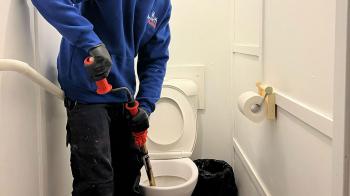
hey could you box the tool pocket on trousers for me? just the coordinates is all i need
[64,98,82,116]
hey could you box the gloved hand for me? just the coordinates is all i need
[133,131,148,148]
[128,107,149,132]
[126,106,150,147]
[85,44,112,81]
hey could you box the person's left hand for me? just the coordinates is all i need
[133,130,148,148]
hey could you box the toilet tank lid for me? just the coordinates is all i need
[163,79,198,97]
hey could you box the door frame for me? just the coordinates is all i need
[333,0,350,195]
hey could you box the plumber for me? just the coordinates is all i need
[31,0,171,195]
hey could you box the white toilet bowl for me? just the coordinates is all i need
[140,158,198,196]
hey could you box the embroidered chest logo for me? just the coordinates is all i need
[147,11,158,29]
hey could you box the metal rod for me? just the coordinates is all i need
[251,86,273,113]
[140,145,156,186]
[111,87,134,103]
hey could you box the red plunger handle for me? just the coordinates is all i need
[125,101,148,143]
[95,79,112,95]
[84,57,112,95]
[125,101,149,132]
[125,100,140,117]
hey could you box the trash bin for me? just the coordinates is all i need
[192,159,238,196]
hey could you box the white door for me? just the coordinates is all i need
[232,0,349,195]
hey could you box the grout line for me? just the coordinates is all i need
[32,8,46,196]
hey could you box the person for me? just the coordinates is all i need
[31,0,171,195]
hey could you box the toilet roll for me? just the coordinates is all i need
[237,91,266,123]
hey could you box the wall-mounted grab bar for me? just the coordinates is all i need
[0,59,64,100]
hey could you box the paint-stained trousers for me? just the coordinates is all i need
[64,98,144,196]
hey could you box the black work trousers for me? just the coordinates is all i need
[64,98,144,196]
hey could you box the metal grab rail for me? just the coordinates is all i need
[0,59,64,100]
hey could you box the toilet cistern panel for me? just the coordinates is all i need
[165,65,206,109]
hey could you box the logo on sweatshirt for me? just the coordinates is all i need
[147,11,158,29]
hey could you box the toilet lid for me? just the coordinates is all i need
[147,87,197,159]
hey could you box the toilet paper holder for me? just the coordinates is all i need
[256,82,276,120]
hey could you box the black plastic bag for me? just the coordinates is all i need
[192,159,238,196]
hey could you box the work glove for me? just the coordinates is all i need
[126,106,150,147]
[85,44,112,81]
[133,131,148,148]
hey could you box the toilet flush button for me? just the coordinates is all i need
[149,98,184,145]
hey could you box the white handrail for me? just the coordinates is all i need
[0,59,64,100]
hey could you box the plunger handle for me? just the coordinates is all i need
[141,145,156,186]
[125,101,156,186]
[84,57,112,95]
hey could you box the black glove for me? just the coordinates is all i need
[85,44,112,81]
[127,107,150,133]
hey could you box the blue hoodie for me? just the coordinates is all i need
[31,0,171,114]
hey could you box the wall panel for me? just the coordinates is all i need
[232,0,334,195]
[0,1,40,195]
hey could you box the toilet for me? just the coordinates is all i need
[139,77,202,196]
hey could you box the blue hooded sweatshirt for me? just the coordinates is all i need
[31,0,171,114]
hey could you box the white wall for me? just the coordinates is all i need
[232,0,335,195]
[264,0,335,116]
[169,0,233,163]
[0,0,40,195]
[0,1,71,195]
[35,12,72,196]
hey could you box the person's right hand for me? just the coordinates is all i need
[85,44,112,81]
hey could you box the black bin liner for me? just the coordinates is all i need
[192,159,238,196]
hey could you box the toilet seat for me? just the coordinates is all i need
[147,85,197,159]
